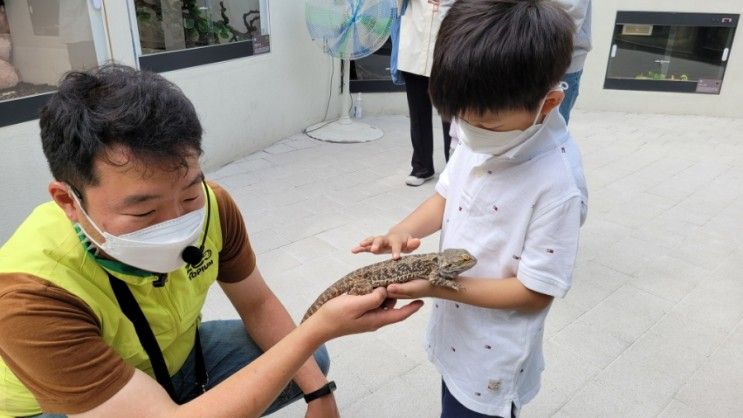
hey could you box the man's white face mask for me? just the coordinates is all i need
[70,188,205,274]
[458,82,568,155]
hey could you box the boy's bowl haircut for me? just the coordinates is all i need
[429,0,574,118]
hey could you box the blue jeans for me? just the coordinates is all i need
[35,320,330,417]
[559,70,583,124]
[441,380,515,418]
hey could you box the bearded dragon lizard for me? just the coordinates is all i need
[302,248,477,322]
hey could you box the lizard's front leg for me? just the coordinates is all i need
[428,271,460,291]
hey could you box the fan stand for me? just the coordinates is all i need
[305,58,384,143]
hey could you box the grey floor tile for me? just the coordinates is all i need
[521,383,569,417]
[556,376,653,417]
[551,284,672,369]
[673,320,743,417]
[551,319,630,370]
[341,365,440,418]
[670,282,743,333]
[544,299,588,339]
[583,285,674,342]
[657,399,701,418]
[569,261,632,309]
[283,235,339,263]
[256,248,303,280]
[597,235,674,277]
[631,258,701,303]
[542,340,601,397]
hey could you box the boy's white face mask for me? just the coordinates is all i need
[458,82,568,156]
[70,188,205,274]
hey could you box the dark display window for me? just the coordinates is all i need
[350,39,404,93]
[605,12,738,94]
[134,0,270,73]
[0,0,107,127]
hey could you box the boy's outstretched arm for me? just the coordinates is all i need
[387,277,554,313]
[352,193,446,259]
[386,196,584,313]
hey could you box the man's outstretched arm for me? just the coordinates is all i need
[220,267,338,417]
[72,288,422,418]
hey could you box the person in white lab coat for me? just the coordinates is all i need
[397,0,455,186]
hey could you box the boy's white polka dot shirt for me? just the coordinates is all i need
[428,110,588,417]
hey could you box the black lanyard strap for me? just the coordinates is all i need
[107,273,208,401]
[194,328,208,393]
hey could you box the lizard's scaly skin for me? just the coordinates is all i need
[302,249,477,322]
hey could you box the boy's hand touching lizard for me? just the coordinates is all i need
[351,228,421,259]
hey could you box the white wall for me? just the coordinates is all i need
[0,121,55,241]
[363,92,408,115]
[576,0,743,118]
[0,0,337,242]
[154,3,336,170]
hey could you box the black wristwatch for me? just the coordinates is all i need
[303,381,337,403]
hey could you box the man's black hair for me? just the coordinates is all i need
[430,0,574,117]
[40,64,203,192]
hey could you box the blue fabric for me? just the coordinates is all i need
[390,0,409,85]
[440,380,511,418]
[173,320,330,413]
[559,70,583,124]
[34,320,330,417]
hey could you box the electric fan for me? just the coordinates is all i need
[305,0,395,143]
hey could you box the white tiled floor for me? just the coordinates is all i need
[203,111,743,417]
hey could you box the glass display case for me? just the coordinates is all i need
[605,12,738,94]
[134,0,270,72]
[0,0,108,126]
[350,39,404,93]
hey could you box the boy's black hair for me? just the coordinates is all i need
[430,0,574,117]
[40,64,203,193]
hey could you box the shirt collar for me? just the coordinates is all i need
[477,109,570,167]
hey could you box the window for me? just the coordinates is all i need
[605,12,738,94]
[0,0,108,127]
[134,0,270,73]
[350,39,405,93]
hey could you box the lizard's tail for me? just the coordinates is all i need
[301,286,344,323]
[301,304,318,323]
[300,292,332,323]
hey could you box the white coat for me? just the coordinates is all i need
[397,0,453,77]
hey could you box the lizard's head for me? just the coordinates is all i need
[438,249,477,279]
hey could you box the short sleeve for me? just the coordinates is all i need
[0,275,135,414]
[209,183,257,283]
[517,196,582,298]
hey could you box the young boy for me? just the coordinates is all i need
[353,1,588,416]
